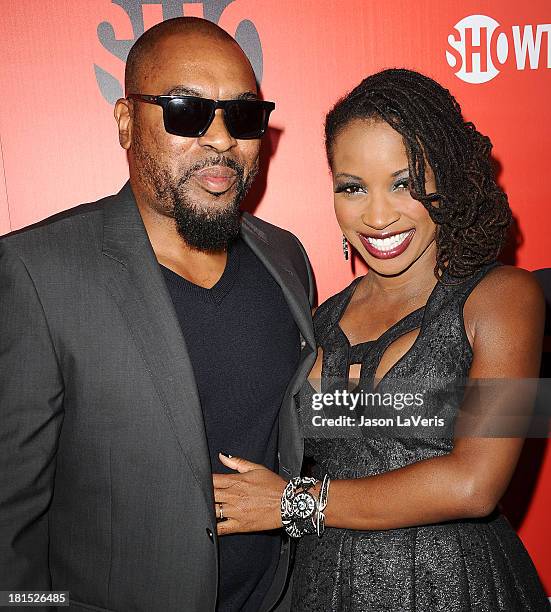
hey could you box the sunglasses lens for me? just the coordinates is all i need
[165,97,213,137]
[225,100,271,139]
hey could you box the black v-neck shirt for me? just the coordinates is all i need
[160,237,300,612]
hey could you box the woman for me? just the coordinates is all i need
[213,69,549,610]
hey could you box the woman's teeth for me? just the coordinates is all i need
[365,230,413,252]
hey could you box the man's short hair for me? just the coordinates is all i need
[125,17,242,95]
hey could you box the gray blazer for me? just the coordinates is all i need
[0,182,317,612]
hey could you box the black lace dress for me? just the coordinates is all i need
[292,264,550,611]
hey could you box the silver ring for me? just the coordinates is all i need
[218,503,224,521]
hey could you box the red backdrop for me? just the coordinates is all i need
[1,0,549,592]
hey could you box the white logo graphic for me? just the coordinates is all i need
[446,14,551,83]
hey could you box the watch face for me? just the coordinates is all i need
[292,492,316,519]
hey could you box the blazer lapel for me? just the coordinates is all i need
[240,214,315,351]
[240,214,317,477]
[101,183,213,510]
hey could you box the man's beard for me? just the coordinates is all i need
[132,134,258,252]
[171,155,257,251]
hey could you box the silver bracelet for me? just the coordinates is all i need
[316,474,331,537]
[280,477,318,538]
[280,474,330,538]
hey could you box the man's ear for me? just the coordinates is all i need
[114,98,133,150]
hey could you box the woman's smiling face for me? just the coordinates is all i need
[331,119,437,277]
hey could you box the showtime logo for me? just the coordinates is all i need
[446,14,551,83]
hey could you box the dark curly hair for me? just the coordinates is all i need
[325,68,512,279]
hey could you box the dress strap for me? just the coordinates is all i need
[313,276,362,348]
[358,307,425,387]
[313,277,362,393]
[425,262,501,320]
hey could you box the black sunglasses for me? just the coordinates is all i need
[127,94,275,140]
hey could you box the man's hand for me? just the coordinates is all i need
[212,453,287,536]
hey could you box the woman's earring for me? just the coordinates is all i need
[342,235,349,261]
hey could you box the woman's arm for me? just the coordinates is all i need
[214,266,544,534]
[323,267,545,529]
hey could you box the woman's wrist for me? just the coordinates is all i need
[279,475,331,538]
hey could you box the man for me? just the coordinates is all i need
[0,17,316,612]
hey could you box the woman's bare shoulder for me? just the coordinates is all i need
[463,265,545,375]
[465,264,544,321]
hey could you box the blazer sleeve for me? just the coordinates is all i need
[0,241,64,589]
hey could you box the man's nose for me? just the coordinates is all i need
[197,109,237,152]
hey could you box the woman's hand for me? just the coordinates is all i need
[212,453,287,536]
